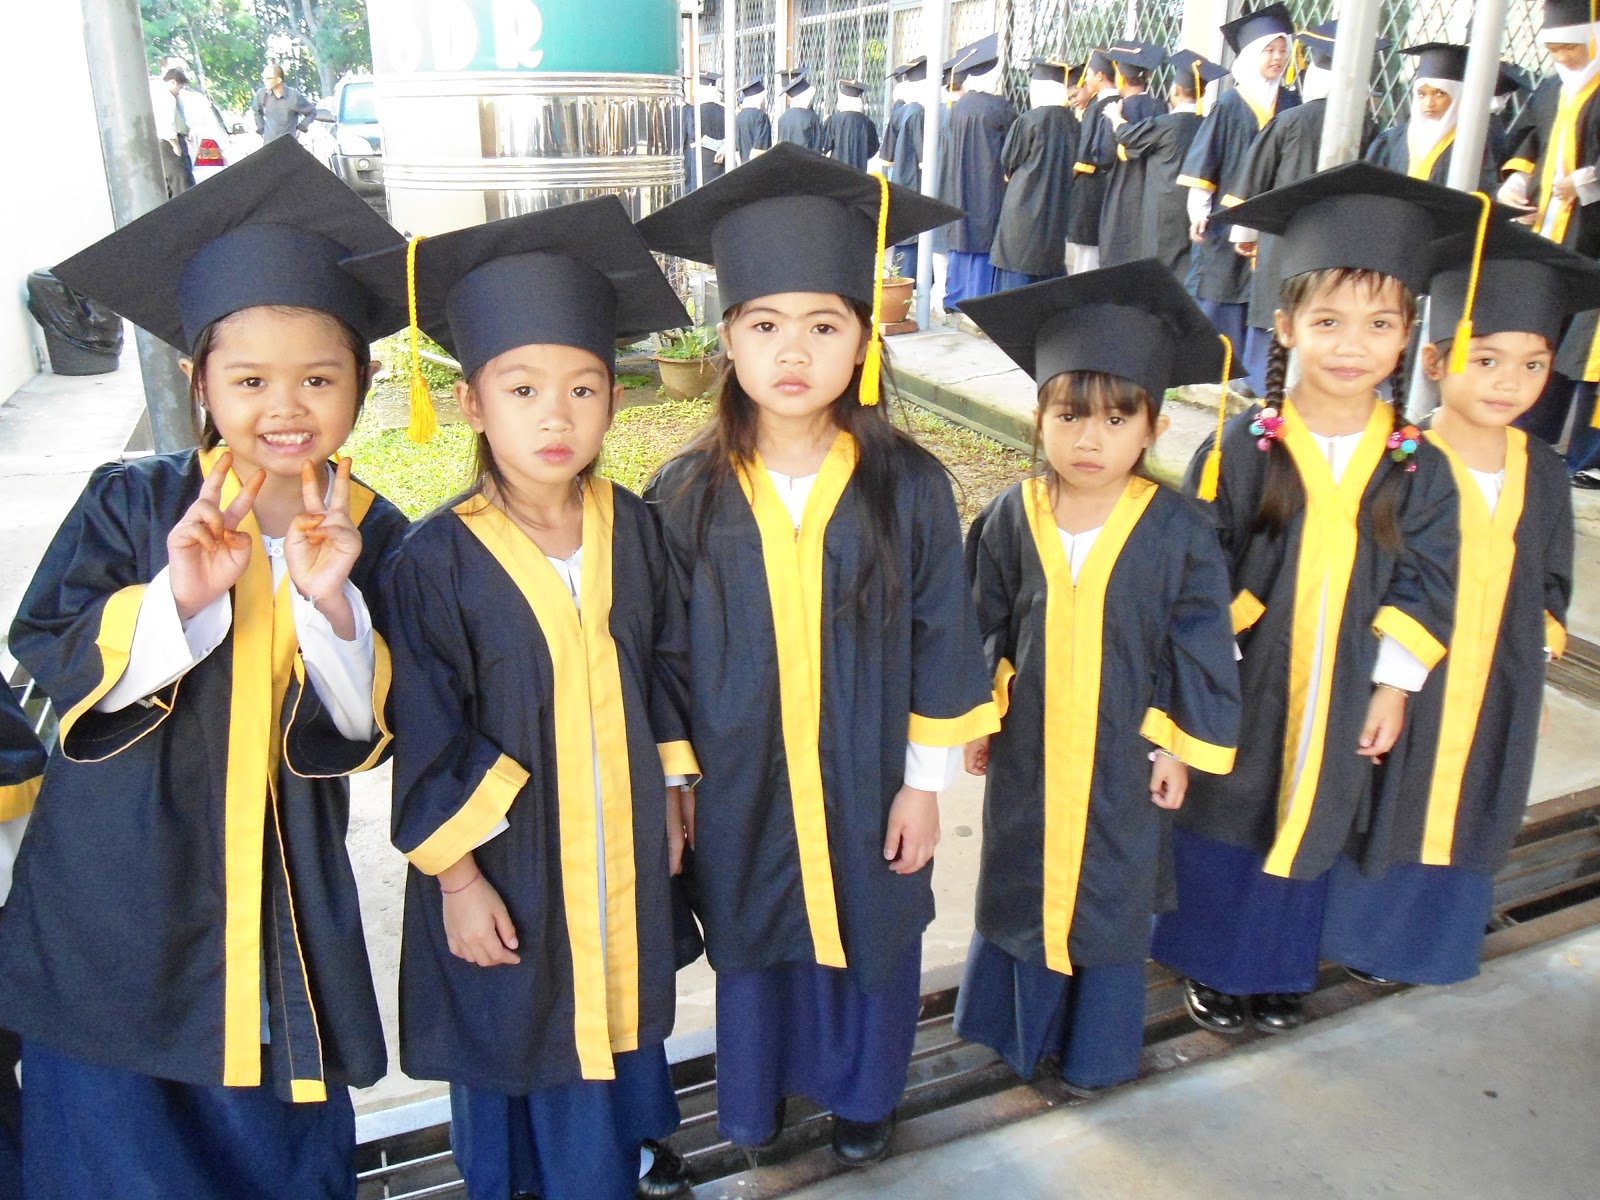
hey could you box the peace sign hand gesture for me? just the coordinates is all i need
[286,457,363,640]
[168,452,265,622]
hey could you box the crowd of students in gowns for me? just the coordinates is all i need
[3,4,1600,1199]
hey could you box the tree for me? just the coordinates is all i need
[255,0,371,99]
[140,0,262,112]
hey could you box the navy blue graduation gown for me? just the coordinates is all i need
[777,107,824,152]
[882,101,925,192]
[695,102,726,184]
[1092,94,1165,266]
[645,434,998,991]
[967,478,1240,972]
[1357,432,1573,876]
[1104,109,1202,272]
[935,92,1016,253]
[1178,402,1458,880]
[1065,91,1118,246]
[0,449,405,1100]
[1364,124,1497,191]
[1181,87,1299,305]
[735,107,772,160]
[381,482,691,1094]
[823,110,879,171]
[990,105,1079,277]
[0,685,44,823]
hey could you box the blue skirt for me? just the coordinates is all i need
[944,251,999,307]
[1321,856,1495,985]
[1243,324,1274,396]
[20,1041,355,1200]
[953,932,1147,1088]
[714,942,921,1143]
[993,268,1063,292]
[1152,828,1329,995]
[450,1043,679,1200]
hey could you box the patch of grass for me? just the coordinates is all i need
[339,393,1030,525]
[616,372,656,390]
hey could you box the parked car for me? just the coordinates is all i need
[180,88,254,184]
[319,74,385,214]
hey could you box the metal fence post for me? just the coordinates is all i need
[1317,0,1383,169]
[79,0,200,452]
[915,0,951,331]
[724,1,739,167]
[1448,0,1510,193]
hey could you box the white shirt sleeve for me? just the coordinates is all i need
[291,580,377,741]
[1229,223,1259,243]
[96,567,231,713]
[1372,634,1430,693]
[904,741,961,792]
[1573,165,1600,206]
[1187,186,1214,225]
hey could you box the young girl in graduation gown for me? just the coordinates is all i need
[1151,163,1481,1036]
[0,138,411,1200]
[952,261,1241,1093]
[1321,223,1584,985]
[639,144,999,1167]
[351,199,697,1200]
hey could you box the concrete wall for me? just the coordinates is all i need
[1,4,115,397]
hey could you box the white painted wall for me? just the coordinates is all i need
[1,4,115,398]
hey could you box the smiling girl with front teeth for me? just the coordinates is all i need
[0,140,410,1200]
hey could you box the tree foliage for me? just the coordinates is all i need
[140,0,371,111]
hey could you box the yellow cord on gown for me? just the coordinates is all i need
[1197,333,1234,502]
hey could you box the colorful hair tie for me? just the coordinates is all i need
[1387,423,1422,473]
[1249,405,1284,451]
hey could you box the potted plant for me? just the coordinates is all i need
[653,325,721,400]
[879,273,915,327]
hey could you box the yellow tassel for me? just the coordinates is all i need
[1447,192,1492,375]
[860,172,890,406]
[1194,63,1206,116]
[1198,333,1233,502]
[404,233,438,443]
[1114,63,1125,90]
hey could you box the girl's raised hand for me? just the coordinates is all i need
[1148,752,1189,811]
[286,457,362,639]
[168,452,265,621]
[884,785,940,875]
[1358,686,1407,762]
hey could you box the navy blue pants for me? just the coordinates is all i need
[714,942,921,1145]
[944,251,1000,307]
[450,1043,679,1200]
[1152,828,1329,995]
[21,1041,355,1200]
[893,242,919,286]
[993,267,1063,292]
[1243,324,1274,396]
[954,932,1147,1088]
[1321,856,1495,986]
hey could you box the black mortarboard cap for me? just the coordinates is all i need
[1300,21,1393,68]
[838,79,865,98]
[698,71,721,86]
[1544,0,1599,33]
[1211,161,1509,293]
[1029,58,1067,83]
[955,34,1000,76]
[783,71,814,98]
[1222,4,1294,54]
[1107,40,1167,72]
[1085,49,1116,78]
[1497,62,1534,96]
[1404,43,1470,83]
[342,196,687,383]
[740,79,766,98]
[1428,220,1600,347]
[1165,50,1228,88]
[892,56,927,81]
[638,143,960,311]
[52,137,406,355]
[958,259,1237,403]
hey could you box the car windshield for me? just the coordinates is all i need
[340,83,377,124]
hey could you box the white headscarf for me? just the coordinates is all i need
[964,62,1003,95]
[1231,32,1287,117]
[1406,78,1462,169]
[1029,79,1066,109]
[1300,62,1333,103]
[1544,25,1600,92]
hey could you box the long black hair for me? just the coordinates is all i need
[1255,268,1416,556]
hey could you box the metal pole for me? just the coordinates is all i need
[80,0,199,452]
[916,0,951,331]
[690,6,702,191]
[1448,0,1509,192]
[775,0,790,72]
[1316,0,1382,169]
[724,0,738,168]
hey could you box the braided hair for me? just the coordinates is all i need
[1253,269,1415,556]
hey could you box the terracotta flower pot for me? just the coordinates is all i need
[654,355,718,401]
[879,276,915,326]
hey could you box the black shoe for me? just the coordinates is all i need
[1251,992,1306,1032]
[1344,966,1399,987]
[636,1140,692,1198]
[831,1110,896,1168]
[736,1098,788,1169]
[1183,978,1247,1034]
[1572,471,1600,490]
[1060,1079,1108,1100]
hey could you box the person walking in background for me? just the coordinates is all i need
[153,69,194,199]
[253,63,316,145]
